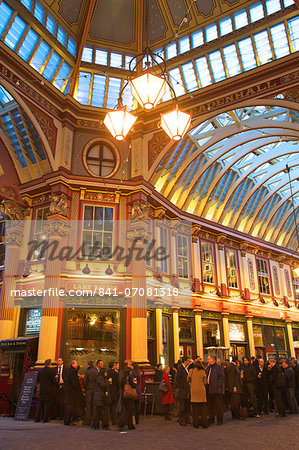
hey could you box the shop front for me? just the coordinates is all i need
[253,319,289,359]
[201,312,227,361]
[179,312,195,360]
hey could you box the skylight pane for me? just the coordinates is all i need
[34,1,45,23]
[249,2,264,22]
[4,16,27,50]
[30,40,51,71]
[53,62,72,90]
[42,52,62,81]
[265,0,281,15]
[46,14,56,35]
[21,0,33,10]
[223,44,241,77]
[76,72,91,105]
[106,77,122,108]
[122,82,133,111]
[68,36,76,56]
[208,51,226,82]
[254,30,273,64]
[82,47,93,63]
[57,26,66,46]
[96,49,108,65]
[194,57,212,87]
[181,62,198,92]
[91,74,106,107]
[205,23,218,42]
[283,0,294,5]
[18,28,39,61]
[234,9,248,29]
[238,38,257,71]
[125,54,134,70]
[270,23,290,58]
[168,67,185,96]
[166,42,177,59]
[219,17,233,36]
[288,17,299,52]
[178,36,190,54]
[0,86,13,104]
[0,2,13,37]
[192,29,204,48]
[110,52,122,68]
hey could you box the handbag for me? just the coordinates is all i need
[123,379,138,400]
[158,379,169,393]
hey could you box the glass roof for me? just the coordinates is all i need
[151,106,299,251]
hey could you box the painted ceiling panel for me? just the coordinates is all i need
[148,0,167,41]
[59,0,83,24]
[195,0,216,17]
[165,0,188,26]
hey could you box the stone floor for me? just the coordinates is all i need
[0,412,298,450]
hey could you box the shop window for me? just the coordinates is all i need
[275,326,286,351]
[179,317,193,340]
[177,235,188,278]
[263,325,276,348]
[82,205,113,259]
[24,309,41,335]
[162,315,170,365]
[159,227,168,273]
[65,309,120,371]
[85,142,117,177]
[147,311,154,338]
[201,241,215,284]
[292,327,299,347]
[256,258,271,294]
[253,324,264,347]
[226,249,239,288]
[202,320,221,347]
[292,273,299,300]
[229,322,245,341]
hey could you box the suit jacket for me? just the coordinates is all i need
[54,365,67,385]
[83,366,98,392]
[64,366,83,403]
[227,362,242,394]
[256,366,269,390]
[242,363,257,384]
[37,366,56,402]
[206,363,225,395]
[93,375,109,406]
[174,364,190,399]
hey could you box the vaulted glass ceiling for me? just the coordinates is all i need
[151,106,299,251]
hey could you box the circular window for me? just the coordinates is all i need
[85,142,117,177]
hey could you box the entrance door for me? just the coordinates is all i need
[230,344,247,360]
[179,344,194,359]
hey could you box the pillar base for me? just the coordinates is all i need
[37,315,58,363]
[0,319,15,341]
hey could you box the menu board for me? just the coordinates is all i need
[25,309,41,335]
[15,372,38,421]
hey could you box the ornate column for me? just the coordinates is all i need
[216,236,228,296]
[155,306,163,363]
[194,308,203,358]
[192,227,201,292]
[172,307,180,362]
[127,199,150,363]
[240,244,250,300]
[0,222,24,340]
[246,315,256,357]
[222,312,230,349]
[286,320,295,358]
[36,214,68,364]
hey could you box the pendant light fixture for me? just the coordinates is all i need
[103,0,191,141]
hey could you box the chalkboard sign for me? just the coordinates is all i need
[15,372,38,421]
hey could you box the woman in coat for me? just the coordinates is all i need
[92,368,110,430]
[120,367,137,430]
[187,361,208,428]
[161,365,175,420]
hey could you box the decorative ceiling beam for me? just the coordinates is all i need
[69,0,97,97]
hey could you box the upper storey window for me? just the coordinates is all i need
[256,258,271,295]
[201,242,215,284]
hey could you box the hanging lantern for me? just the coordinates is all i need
[130,73,166,110]
[160,106,191,140]
[104,107,137,141]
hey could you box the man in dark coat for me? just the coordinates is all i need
[256,358,269,415]
[154,363,163,382]
[268,358,286,417]
[206,355,225,425]
[83,361,98,425]
[107,361,120,425]
[35,359,56,423]
[291,359,299,404]
[64,360,83,425]
[241,356,258,417]
[174,356,190,426]
[227,356,243,420]
[282,359,298,414]
[54,356,67,420]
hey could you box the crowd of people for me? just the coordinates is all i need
[34,354,299,430]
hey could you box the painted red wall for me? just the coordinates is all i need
[0,138,20,190]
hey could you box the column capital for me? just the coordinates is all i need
[246,314,253,320]
[43,217,69,237]
[221,311,230,318]
[127,228,151,241]
[172,307,180,313]
[194,308,203,315]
